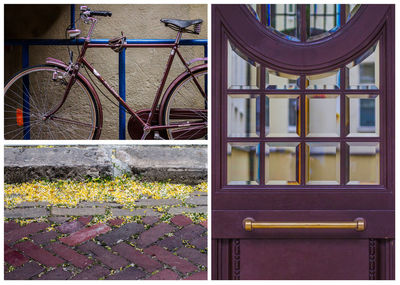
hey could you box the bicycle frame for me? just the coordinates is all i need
[48,13,207,139]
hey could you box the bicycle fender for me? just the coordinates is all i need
[158,63,207,126]
[45,57,103,134]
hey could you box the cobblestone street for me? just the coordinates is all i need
[4,193,207,280]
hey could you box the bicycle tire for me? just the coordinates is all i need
[161,67,207,140]
[4,64,101,140]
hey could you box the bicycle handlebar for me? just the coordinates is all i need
[89,10,112,17]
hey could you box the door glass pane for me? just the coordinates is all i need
[266,142,300,185]
[345,4,361,22]
[228,95,260,137]
[227,143,260,185]
[266,95,300,137]
[306,69,340,89]
[306,142,340,185]
[346,94,379,137]
[306,94,340,137]
[307,4,340,42]
[346,41,379,89]
[347,142,380,185]
[266,68,300,89]
[227,40,260,89]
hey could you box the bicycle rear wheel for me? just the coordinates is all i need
[4,65,101,140]
[162,67,207,140]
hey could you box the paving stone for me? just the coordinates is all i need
[4,244,29,267]
[37,267,72,280]
[171,215,193,227]
[190,236,207,250]
[97,222,144,245]
[13,241,64,267]
[112,242,162,273]
[47,243,93,269]
[147,269,179,280]
[48,217,70,224]
[57,220,85,234]
[176,247,207,266]
[142,216,159,225]
[78,216,92,225]
[78,201,112,207]
[157,236,183,250]
[185,196,207,206]
[5,262,44,280]
[30,230,59,245]
[71,265,109,280]
[5,222,49,244]
[168,206,207,215]
[111,208,159,217]
[108,218,124,226]
[5,221,21,232]
[5,208,48,218]
[51,207,105,216]
[78,241,129,270]
[60,223,111,246]
[107,267,146,280]
[200,220,208,228]
[136,223,175,248]
[144,245,197,274]
[17,201,49,207]
[184,271,207,280]
[175,224,207,241]
[135,198,181,207]
[191,191,208,196]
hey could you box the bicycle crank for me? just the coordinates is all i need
[127,109,167,140]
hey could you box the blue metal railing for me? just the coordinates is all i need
[5,4,208,139]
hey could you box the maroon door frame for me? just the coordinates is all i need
[212,4,394,280]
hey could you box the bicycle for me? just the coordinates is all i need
[4,6,207,140]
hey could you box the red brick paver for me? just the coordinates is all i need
[60,223,111,246]
[71,265,109,280]
[137,223,174,248]
[171,215,193,227]
[5,262,44,280]
[47,243,93,269]
[108,218,124,226]
[148,269,180,280]
[184,271,208,280]
[13,241,64,267]
[5,222,49,244]
[112,242,162,273]
[4,244,29,267]
[144,245,197,274]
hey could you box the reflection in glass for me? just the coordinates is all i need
[346,95,379,137]
[266,95,300,137]
[347,142,380,185]
[306,70,340,89]
[248,4,300,41]
[227,40,260,89]
[228,95,260,137]
[306,142,340,184]
[306,95,340,137]
[346,41,379,89]
[307,4,340,41]
[266,68,300,89]
[227,143,260,185]
[266,142,300,185]
[345,4,361,22]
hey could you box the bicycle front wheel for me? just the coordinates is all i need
[162,67,207,140]
[4,65,101,140]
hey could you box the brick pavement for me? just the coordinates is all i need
[4,214,207,280]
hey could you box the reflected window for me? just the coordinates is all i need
[227,40,260,89]
[346,94,379,137]
[227,143,260,185]
[346,41,379,89]
[306,70,340,90]
[307,4,340,41]
[228,95,260,137]
[266,68,300,89]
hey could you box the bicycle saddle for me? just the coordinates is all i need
[160,18,203,34]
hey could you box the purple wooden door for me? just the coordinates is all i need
[212,4,394,280]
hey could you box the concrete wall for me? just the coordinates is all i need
[4,4,207,139]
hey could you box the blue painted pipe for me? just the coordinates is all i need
[118,48,126,140]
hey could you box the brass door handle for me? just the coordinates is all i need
[243,217,366,232]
